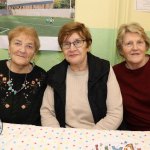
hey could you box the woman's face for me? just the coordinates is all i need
[121,32,147,68]
[8,33,36,67]
[62,32,89,69]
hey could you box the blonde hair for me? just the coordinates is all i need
[116,23,150,55]
[8,26,40,52]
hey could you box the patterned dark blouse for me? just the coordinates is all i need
[0,60,47,125]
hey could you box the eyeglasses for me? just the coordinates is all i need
[62,39,86,49]
[123,40,145,48]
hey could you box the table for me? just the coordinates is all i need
[0,123,150,150]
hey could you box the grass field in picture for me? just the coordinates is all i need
[0,16,73,36]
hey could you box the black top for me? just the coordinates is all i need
[47,52,110,127]
[0,60,47,125]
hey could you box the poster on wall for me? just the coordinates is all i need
[0,0,75,51]
[136,0,150,12]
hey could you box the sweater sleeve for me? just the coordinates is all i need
[93,66,123,130]
[40,86,60,127]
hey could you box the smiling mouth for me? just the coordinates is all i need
[17,55,26,58]
[131,53,140,55]
[69,54,78,57]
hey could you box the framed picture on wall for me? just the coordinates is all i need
[0,0,75,51]
[136,0,150,12]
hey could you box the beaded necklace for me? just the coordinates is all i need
[7,61,27,95]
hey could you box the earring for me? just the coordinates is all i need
[8,57,11,61]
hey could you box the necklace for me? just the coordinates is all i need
[7,61,27,95]
[7,74,27,95]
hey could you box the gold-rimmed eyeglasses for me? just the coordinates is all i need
[62,39,86,49]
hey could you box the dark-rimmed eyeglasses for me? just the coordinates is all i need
[62,39,86,49]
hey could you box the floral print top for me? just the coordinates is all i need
[0,60,47,125]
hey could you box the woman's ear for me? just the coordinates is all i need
[146,45,150,52]
[31,53,37,64]
[8,46,11,59]
[88,46,90,52]
[87,42,92,51]
[32,54,36,62]
[119,49,124,57]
